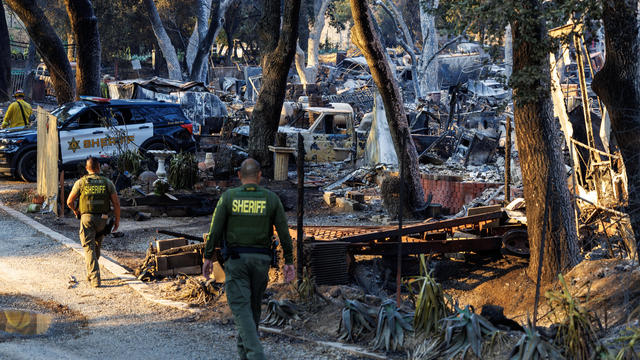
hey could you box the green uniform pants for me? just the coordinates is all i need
[225,253,271,360]
[79,214,107,286]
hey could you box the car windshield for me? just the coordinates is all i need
[52,102,87,125]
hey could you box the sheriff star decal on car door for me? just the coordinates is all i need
[68,137,80,153]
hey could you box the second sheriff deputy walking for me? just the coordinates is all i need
[67,157,121,288]
[203,158,295,360]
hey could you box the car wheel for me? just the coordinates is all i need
[17,150,37,182]
[143,142,174,172]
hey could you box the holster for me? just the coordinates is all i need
[270,240,279,268]
[97,217,115,237]
[221,247,240,261]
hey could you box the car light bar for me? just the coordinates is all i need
[79,96,110,103]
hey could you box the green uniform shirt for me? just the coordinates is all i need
[204,183,293,264]
[71,174,116,214]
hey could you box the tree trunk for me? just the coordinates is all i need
[504,24,512,80]
[186,0,212,79]
[294,0,328,86]
[375,0,419,100]
[248,0,301,173]
[142,0,182,80]
[6,0,74,104]
[307,0,329,70]
[295,43,315,85]
[0,3,10,101]
[65,0,101,97]
[350,0,426,212]
[592,0,640,253]
[22,41,36,99]
[190,0,236,82]
[510,0,579,283]
[225,30,234,65]
[417,0,439,96]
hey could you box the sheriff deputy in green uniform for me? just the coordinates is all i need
[203,158,295,360]
[67,157,121,287]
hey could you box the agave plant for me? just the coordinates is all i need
[372,299,414,352]
[440,304,498,358]
[406,254,450,337]
[261,299,300,327]
[510,322,564,360]
[296,267,326,306]
[338,299,377,342]
[168,152,198,190]
[408,337,443,360]
[115,148,143,175]
[545,274,601,360]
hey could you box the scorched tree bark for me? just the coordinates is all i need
[190,0,237,82]
[64,0,101,97]
[248,0,301,173]
[142,0,182,80]
[350,0,427,212]
[592,0,640,254]
[294,0,330,86]
[186,0,212,81]
[6,0,74,104]
[510,0,579,283]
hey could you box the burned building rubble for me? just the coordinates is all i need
[60,34,631,312]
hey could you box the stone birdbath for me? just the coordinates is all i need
[147,149,176,180]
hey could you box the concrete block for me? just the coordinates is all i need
[336,197,357,212]
[156,253,201,275]
[323,191,336,206]
[156,238,188,252]
[346,191,365,203]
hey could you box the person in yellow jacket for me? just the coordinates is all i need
[1,90,32,129]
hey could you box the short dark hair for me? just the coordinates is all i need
[239,158,260,179]
[86,157,100,172]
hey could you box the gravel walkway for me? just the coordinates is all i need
[0,208,360,359]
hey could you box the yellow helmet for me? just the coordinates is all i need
[14,89,24,97]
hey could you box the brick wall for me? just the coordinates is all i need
[420,174,502,214]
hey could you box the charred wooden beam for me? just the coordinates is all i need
[350,237,503,255]
[335,212,505,243]
[157,229,204,242]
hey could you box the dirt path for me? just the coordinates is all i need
[0,208,356,359]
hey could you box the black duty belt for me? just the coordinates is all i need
[229,247,271,255]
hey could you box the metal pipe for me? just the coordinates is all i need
[504,117,511,203]
[296,132,305,283]
[396,129,406,306]
[157,229,203,242]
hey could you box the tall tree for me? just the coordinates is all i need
[350,0,427,212]
[222,0,242,64]
[142,0,182,80]
[294,0,330,86]
[64,0,101,97]
[417,0,439,95]
[190,0,237,82]
[510,0,579,282]
[6,0,74,104]
[592,0,640,254]
[186,0,212,80]
[0,4,10,101]
[248,0,301,171]
[374,0,420,97]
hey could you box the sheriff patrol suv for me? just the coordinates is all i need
[0,97,196,182]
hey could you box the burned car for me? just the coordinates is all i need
[234,104,367,163]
